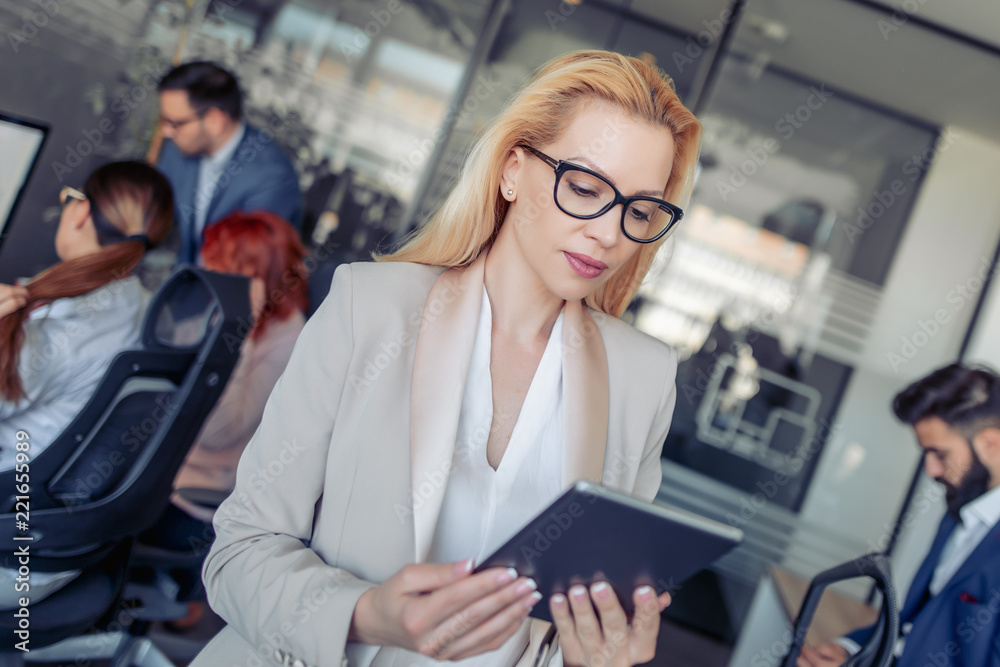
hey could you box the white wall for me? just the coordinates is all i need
[965,247,1000,368]
[787,127,1000,599]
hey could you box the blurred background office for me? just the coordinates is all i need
[1,0,999,664]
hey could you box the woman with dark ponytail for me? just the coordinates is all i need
[0,160,174,471]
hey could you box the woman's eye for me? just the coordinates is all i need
[568,182,598,197]
[629,207,652,222]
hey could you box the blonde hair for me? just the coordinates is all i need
[379,50,701,317]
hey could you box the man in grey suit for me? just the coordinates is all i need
[156,61,302,265]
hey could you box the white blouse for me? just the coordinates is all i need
[348,287,566,667]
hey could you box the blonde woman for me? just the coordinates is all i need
[194,50,701,667]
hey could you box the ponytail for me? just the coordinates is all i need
[0,161,173,402]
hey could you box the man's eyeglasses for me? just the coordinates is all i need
[59,186,87,208]
[517,145,683,243]
[159,109,206,131]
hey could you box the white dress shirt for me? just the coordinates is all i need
[347,287,566,667]
[193,123,245,243]
[839,482,1000,657]
[0,277,149,469]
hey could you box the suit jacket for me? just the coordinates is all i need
[192,254,679,667]
[156,125,302,264]
[848,514,1000,665]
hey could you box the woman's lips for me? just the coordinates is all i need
[564,251,608,279]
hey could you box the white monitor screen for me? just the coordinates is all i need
[0,113,47,246]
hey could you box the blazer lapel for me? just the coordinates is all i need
[410,254,485,562]
[561,300,609,488]
[409,256,611,561]
[901,514,957,621]
[937,515,1000,597]
[204,129,252,226]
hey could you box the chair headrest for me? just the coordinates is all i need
[142,265,251,352]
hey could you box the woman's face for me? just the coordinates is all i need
[499,103,675,304]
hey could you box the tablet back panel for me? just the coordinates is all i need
[476,481,743,622]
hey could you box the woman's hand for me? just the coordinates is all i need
[349,559,541,660]
[796,643,849,667]
[551,583,671,667]
[0,284,27,320]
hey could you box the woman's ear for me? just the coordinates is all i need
[71,198,94,231]
[500,146,525,201]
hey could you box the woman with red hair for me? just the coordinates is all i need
[143,210,309,552]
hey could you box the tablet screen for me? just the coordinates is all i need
[475,480,743,622]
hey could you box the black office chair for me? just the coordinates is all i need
[0,266,250,666]
[780,553,899,667]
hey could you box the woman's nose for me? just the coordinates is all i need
[584,207,622,247]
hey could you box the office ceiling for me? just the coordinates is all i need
[629,0,1000,143]
[863,0,1000,47]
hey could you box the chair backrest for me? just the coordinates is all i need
[780,553,899,667]
[0,267,250,568]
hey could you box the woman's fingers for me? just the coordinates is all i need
[591,582,628,648]
[567,585,603,647]
[419,566,520,629]
[437,580,541,660]
[657,591,672,613]
[550,593,586,666]
[399,567,542,658]
[0,285,27,319]
[396,560,474,596]
[628,586,661,664]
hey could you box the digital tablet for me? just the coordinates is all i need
[475,480,743,622]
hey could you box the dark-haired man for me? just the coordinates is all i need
[799,363,1000,666]
[156,61,301,264]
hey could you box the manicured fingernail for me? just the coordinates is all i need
[592,582,610,599]
[515,578,538,595]
[457,558,474,574]
[525,591,542,607]
[571,586,587,599]
[637,586,654,599]
[551,594,566,605]
[498,567,517,584]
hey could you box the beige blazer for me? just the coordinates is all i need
[192,254,678,667]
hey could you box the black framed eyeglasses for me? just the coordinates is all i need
[159,109,206,131]
[518,144,683,243]
[58,186,128,244]
[59,186,87,208]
